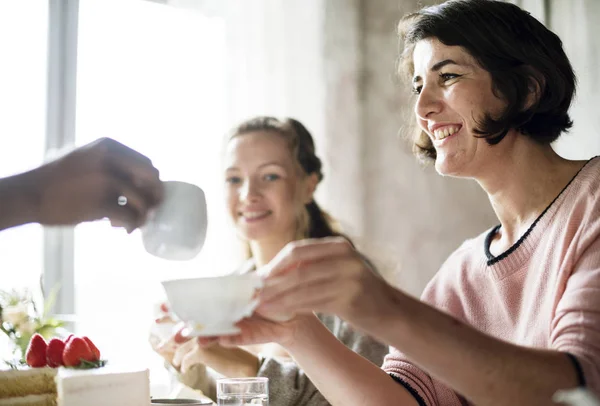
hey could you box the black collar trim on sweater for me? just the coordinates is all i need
[484,157,596,266]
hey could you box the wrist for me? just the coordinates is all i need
[0,169,42,230]
[365,284,407,330]
[284,314,328,353]
[361,288,422,346]
[16,168,43,223]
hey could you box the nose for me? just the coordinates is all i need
[240,179,260,202]
[414,83,442,121]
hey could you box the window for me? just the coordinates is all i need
[0,1,48,361]
[73,0,233,394]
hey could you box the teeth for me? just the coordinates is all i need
[243,211,269,219]
[433,126,459,140]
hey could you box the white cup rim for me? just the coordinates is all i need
[162,273,261,285]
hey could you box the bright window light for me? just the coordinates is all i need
[75,0,233,395]
[0,1,47,321]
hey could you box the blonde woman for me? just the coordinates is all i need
[151,117,387,405]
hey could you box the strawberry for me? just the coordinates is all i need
[64,334,74,344]
[82,336,100,361]
[26,333,48,368]
[63,337,95,367]
[46,338,66,367]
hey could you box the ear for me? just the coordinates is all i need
[302,173,319,204]
[524,67,544,110]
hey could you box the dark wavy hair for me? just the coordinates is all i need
[398,0,576,162]
[229,116,348,241]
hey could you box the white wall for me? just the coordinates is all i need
[360,0,497,294]
[548,0,600,159]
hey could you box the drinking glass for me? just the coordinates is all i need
[217,377,269,406]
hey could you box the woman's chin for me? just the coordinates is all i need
[241,226,284,243]
[434,158,451,176]
[241,229,269,242]
[434,157,465,178]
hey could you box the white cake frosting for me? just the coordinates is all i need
[57,365,150,406]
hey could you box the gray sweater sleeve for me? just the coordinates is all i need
[256,313,388,406]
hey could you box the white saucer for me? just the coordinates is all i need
[186,324,241,337]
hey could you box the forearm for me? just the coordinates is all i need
[369,291,580,406]
[170,344,258,399]
[201,345,259,378]
[285,317,418,406]
[0,170,40,231]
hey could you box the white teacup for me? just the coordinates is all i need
[142,181,207,261]
[161,273,263,336]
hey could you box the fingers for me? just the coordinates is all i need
[259,257,355,303]
[148,334,162,351]
[102,139,164,206]
[103,193,143,233]
[86,138,163,231]
[151,334,178,366]
[151,320,195,369]
[263,237,353,278]
[154,322,187,353]
[103,176,156,232]
[256,252,373,322]
[216,314,315,348]
[258,277,342,318]
[155,315,177,324]
[254,308,295,323]
[180,345,204,374]
[93,138,152,165]
[197,337,218,347]
[172,338,196,370]
[173,325,193,344]
[216,316,282,347]
[218,335,245,348]
[108,158,163,209]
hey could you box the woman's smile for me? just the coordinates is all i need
[239,210,273,223]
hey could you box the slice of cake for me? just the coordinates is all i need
[0,368,57,406]
[0,334,150,405]
[0,366,150,406]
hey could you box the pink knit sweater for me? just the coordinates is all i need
[383,157,600,405]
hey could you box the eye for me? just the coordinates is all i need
[225,176,242,185]
[439,72,460,82]
[263,174,280,182]
[412,85,422,95]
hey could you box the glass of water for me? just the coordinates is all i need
[217,377,269,406]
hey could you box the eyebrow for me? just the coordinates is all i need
[412,59,459,84]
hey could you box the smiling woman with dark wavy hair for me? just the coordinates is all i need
[398,0,576,163]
